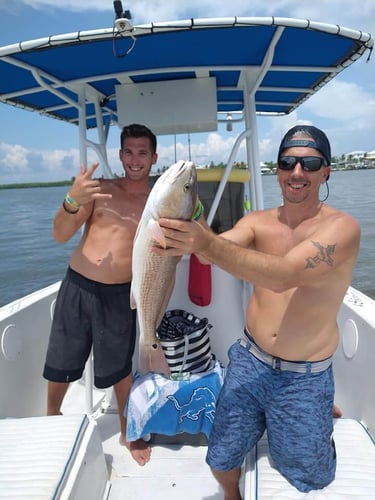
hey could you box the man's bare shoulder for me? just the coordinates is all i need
[97,177,124,192]
[220,207,278,246]
[242,207,282,232]
[252,206,279,220]
[321,204,361,235]
[96,177,150,200]
[236,207,279,226]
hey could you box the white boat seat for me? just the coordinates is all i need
[0,414,109,499]
[245,418,375,498]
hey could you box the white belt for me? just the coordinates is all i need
[239,334,332,374]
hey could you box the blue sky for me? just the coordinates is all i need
[0,0,374,183]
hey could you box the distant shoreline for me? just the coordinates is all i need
[0,181,73,190]
[0,165,372,189]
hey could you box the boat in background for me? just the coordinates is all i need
[0,10,374,499]
[260,166,274,175]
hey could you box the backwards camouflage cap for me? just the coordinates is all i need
[277,125,331,165]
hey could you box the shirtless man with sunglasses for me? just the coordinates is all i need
[153,125,360,498]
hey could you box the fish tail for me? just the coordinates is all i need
[139,340,171,376]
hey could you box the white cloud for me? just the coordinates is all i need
[300,80,375,155]
[5,0,375,34]
[304,81,375,123]
[0,142,81,183]
[0,143,29,171]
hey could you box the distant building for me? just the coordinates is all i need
[363,150,375,168]
[344,150,368,169]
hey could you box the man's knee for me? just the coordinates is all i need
[274,452,336,492]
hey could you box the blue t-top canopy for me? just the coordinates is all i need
[0,17,373,132]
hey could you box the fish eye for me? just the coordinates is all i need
[183,183,191,192]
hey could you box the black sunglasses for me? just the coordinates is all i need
[278,156,326,172]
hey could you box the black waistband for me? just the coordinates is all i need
[66,266,131,295]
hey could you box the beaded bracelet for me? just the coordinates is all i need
[62,200,79,214]
[64,192,81,208]
[192,199,204,220]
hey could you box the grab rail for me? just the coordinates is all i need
[206,128,252,226]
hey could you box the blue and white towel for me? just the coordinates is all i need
[126,361,224,441]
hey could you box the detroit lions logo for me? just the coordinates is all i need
[167,386,217,424]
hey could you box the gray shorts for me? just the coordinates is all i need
[206,336,336,492]
[43,267,136,388]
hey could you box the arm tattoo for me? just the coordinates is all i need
[305,241,336,269]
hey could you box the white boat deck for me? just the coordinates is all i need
[96,413,232,500]
[58,381,375,500]
[61,381,237,499]
[3,402,373,499]
[95,413,375,500]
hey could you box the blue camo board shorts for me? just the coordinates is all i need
[43,267,137,388]
[206,337,336,493]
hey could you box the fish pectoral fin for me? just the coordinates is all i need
[147,219,167,249]
[130,287,136,310]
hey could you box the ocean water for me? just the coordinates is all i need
[0,169,374,307]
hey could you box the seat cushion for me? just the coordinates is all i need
[0,414,91,499]
[247,418,375,499]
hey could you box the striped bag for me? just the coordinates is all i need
[157,310,215,376]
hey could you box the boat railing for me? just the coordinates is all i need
[206,128,252,226]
